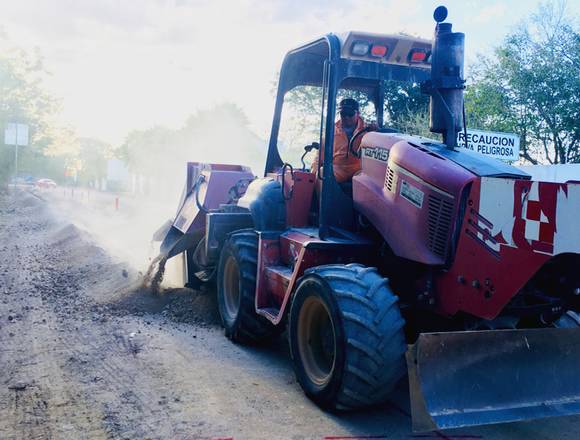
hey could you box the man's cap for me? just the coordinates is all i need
[338,98,359,111]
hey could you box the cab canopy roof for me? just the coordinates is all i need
[278,32,432,94]
[338,32,431,66]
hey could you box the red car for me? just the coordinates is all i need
[35,178,57,189]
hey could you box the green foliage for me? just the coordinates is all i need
[76,138,111,185]
[278,86,323,166]
[121,103,263,174]
[0,47,58,146]
[118,103,265,196]
[276,79,433,164]
[465,2,580,164]
[274,2,579,165]
[0,39,113,186]
[0,41,77,184]
[382,80,432,138]
[0,44,59,183]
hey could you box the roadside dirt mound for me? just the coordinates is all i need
[48,222,112,253]
[49,223,83,242]
[16,192,42,209]
[15,188,221,329]
[162,287,220,327]
[0,190,229,439]
[109,284,220,328]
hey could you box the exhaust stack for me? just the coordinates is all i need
[425,6,465,148]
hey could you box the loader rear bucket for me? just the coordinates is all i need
[152,219,201,259]
[406,328,580,432]
[152,219,173,242]
[151,162,254,260]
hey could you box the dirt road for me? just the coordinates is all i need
[0,189,578,440]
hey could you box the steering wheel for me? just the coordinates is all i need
[348,126,373,159]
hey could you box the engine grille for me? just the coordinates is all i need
[384,166,396,192]
[427,195,454,258]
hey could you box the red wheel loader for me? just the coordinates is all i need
[155,6,580,432]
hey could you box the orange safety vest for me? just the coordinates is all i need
[313,116,367,183]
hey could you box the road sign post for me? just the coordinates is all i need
[4,123,29,180]
[15,124,19,179]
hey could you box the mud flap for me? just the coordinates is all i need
[406,328,580,432]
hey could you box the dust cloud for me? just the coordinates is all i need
[39,103,267,290]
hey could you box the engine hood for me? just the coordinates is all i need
[362,132,530,180]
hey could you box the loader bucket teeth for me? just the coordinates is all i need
[407,328,580,432]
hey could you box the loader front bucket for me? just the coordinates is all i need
[406,328,580,432]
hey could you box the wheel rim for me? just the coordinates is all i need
[297,295,336,387]
[222,255,241,320]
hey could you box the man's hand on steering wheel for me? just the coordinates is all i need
[348,123,378,158]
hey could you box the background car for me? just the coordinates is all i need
[35,178,57,189]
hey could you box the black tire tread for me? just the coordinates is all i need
[304,263,406,409]
[219,231,278,343]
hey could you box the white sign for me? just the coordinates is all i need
[4,123,29,146]
[457,129,519,161]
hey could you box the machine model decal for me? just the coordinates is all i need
[400,180,424,208]
[362,146,389,162]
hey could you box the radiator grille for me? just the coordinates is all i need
[427,195,454,258]
[384,166,396,192]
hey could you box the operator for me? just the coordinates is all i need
[312,98,375,186]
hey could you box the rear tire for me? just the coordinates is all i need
[289,263,406,410]
[217,231,279,343]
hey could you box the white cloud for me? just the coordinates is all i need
[472,3,508,24]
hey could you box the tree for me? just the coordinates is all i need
[275,79,432,163]
[465,2,580,164]
[0,39,65,183]
[118,103,265,198]
[382,80,431,137]
[76,138,110,186]
[0,46,58,144]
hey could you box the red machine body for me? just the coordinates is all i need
[156,8,580,430]
[353,132,580,320]
[244,132,579,324]
[439,176,580,319]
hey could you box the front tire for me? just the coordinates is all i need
[289,264,406,410]
[216,231,278,343]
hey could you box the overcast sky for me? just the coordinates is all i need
[1,0,577,145]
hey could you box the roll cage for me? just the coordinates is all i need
[265,33,432,238]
